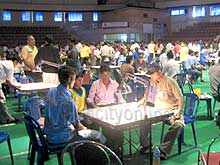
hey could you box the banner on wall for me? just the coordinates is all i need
[143,23,153,33]
[102,22,128,28]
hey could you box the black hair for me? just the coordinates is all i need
[45,34,54,45]
[126,55,133,64]
[167,50,174,59]
[76,71,85,79]
[99,64,111,73]
[58,65,75,85]
[11,54,22,64]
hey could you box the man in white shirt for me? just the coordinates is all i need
[0,55,22,124]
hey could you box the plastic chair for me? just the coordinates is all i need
[0,131,14,165]
[23,96,45,122]
[60,140,122,165]
[23,113,66,165]
[173,73,186,94]
[161,93,200,154]
[23,96,45,159]
[187,82,213,120]
[198,134,220,165]
[213,83,220,112]
[15,76,36,111]
[82,84,92,97]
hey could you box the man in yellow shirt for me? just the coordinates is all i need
[80,43,91,65]
[21,35,42,82]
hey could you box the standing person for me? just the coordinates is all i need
[0,55,22,124]
[44,65,106,145]
[21,35,42,82]
[80,43,91,66]
[148,41,155,64]
[139,62,184,160]
[34,34,62,84]
[66,38,80,72]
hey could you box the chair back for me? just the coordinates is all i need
[15,75,34,84]
[173,73,186,93]
[217,83,220,97]
[23,97,45,121]
[183,93,200,123]
[82,84,92,97]
[23,113,48,150]
[60,140,122,165]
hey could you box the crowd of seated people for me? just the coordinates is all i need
[2,35,220,162]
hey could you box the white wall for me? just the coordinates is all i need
[156,0,220,8]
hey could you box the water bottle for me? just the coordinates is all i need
[153,146,160,165]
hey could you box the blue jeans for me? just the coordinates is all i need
[72,130,106,144]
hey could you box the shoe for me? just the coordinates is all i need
[140,145,152,154]
[159,148,167,160]
[140,146,149,154]
[6,118,20,124]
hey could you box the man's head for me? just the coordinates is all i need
[167,50,174,60]
[27,35,35,47]
[126,55,134,64]
[74,71,84,88]
[147,62,163,82]
[58,65,76,88]
[99,64,111,83]
[11,54,22,68]
[138,53,144,62]
[45,34,54,45]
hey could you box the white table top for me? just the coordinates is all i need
[91,65,120,69]
[16,82,57,92]
[82,102,172,129]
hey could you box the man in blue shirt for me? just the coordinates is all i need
[44,65,106,144]
[185,50,205,83]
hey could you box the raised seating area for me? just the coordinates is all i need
[163,22,220,42]
[0,26,69,47]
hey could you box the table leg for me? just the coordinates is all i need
[207,99,213,120]
[149,121,152,165]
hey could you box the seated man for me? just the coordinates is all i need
[139,62,184,160]
[120,55,135,79]
[44,65,106,144]
[87,64,125,155]
[134,53,147,73]
[185,50,205,83]
[163,50,179,78]
[87,64,125,108]
[69,71,87,112]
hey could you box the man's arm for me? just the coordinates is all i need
[6,80,21,88]
[87,82,98,108]
[171,79,184,119]
[75,122,87,130]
